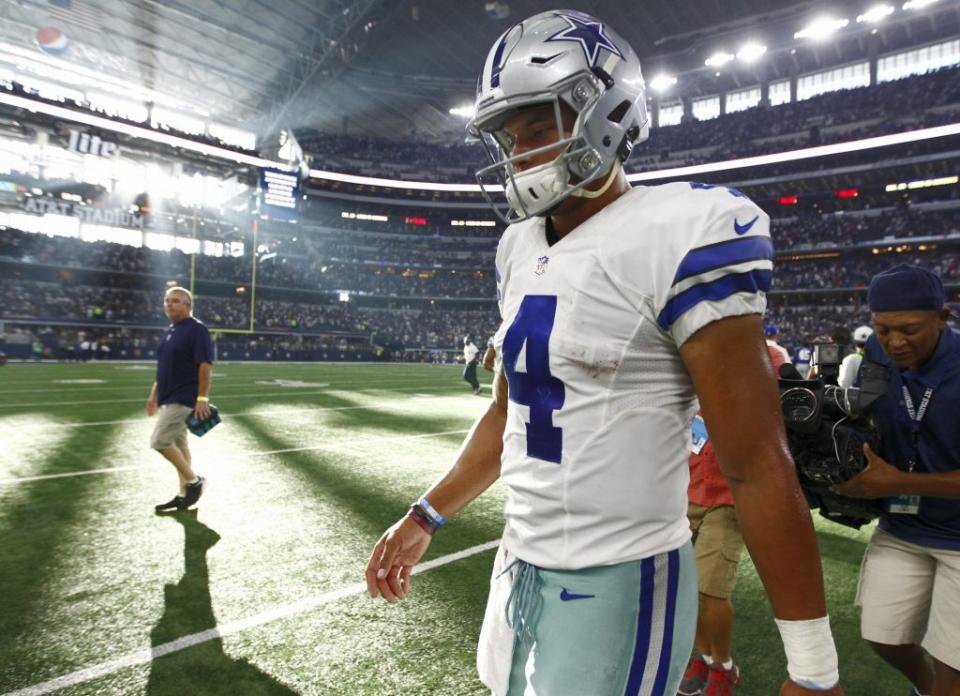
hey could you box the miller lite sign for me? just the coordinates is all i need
[67,129,117,158]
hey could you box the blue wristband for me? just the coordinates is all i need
[417,497,447,527]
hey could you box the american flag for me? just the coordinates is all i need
[47,0,102,33]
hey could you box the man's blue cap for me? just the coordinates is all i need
[868,264,945,312]
[764,324,778,337]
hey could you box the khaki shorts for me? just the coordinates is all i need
[688,503,745,600]
[150,403,192,450]
[856,528,960,670]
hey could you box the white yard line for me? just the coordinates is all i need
[0,383,478,408]
[2,539,501,696]
[0,429,470,485]
[6,391,472,430]
[0,375,454,395]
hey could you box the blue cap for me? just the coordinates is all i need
[868,264,945,312]
[764,324,778,337]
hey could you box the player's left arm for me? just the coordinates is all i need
[680,313,842,695]
[195,362,212,418]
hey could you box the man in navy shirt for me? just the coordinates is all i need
[147,287,214,512]
[835,265,960,696]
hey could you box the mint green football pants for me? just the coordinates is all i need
[503,543,697,696]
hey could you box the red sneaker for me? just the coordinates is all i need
[704,663,741,696]
[677,655,711,695]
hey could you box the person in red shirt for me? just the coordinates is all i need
[679,345,788,696]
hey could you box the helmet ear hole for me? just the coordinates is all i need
[616,125,641,162]
[606,100,630,124]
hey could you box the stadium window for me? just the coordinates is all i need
[0,211,78,236]
[80,224,142,247]
[692,95,720,121]
[208,123,256,151]
[16,76,83,103]
[150,107,205,136]
[0,66,14,89]
[658,101,683,127]
[797,61,869,101]
[227,241,245,257]
[85,94,149,123]
[174,236,200,255]
[768,79,791,106]
[203,240,225,257]
[145,232,176,251]
[877,38,960,82]
[38,213,80,237]
[725,86,761,113]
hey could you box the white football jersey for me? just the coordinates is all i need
[493,182,772,569]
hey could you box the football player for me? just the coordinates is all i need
[366,10,843,695]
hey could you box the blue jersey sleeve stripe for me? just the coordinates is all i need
[672,236,773,287]
[657,269,772,330]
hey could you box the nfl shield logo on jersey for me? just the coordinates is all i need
[535,255,549,276]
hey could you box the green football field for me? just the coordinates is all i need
[0,362,909,695]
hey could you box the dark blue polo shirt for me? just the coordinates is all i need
[156,316,214,408]
[863,328,960,551]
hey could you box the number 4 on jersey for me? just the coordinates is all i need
[501,295,565,464]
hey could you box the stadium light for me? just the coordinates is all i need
[857,4,895,22]
[449,105,475,118]
[736,42,767,63]
[793,16,850,40]
[649,74,678,92]
[902,0,940,9]
[705,51,734,68]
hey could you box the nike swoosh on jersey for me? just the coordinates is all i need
[560,588,596,601]
[733,215,759,235]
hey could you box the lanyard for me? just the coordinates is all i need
[901,384,933,471]
[901,385,933,426]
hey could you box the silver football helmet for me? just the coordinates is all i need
[467,10,649,222]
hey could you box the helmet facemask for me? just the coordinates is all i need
[468,72,611,223]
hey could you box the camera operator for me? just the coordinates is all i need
[833,265,960,696]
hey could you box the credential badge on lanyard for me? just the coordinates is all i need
[888,385,932,515]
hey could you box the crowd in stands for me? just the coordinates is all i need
[771,252,960,291]
[298,66,960,181]
[631,65,960,169]
[771,207,960,250]
[4,205,959,291]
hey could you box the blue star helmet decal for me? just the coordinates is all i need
[546,12,624,66]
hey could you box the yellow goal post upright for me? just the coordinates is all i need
[186,207,259,362]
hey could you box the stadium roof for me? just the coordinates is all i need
[1,0,958,145]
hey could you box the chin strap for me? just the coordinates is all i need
[570,160,622,199]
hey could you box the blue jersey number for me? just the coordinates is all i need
[502,295,565,464]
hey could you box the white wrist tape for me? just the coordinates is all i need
[775,616,839,690]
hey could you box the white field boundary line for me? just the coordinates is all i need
[0,362,458,385]
[0,374,468,395]
[0,383,483,409]
[0,428,470,485]
[2,539,501,696]
[6,390,472,430]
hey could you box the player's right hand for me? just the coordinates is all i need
[365,515,433,604]
[145,399,157,417]
[780,680,843,695]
